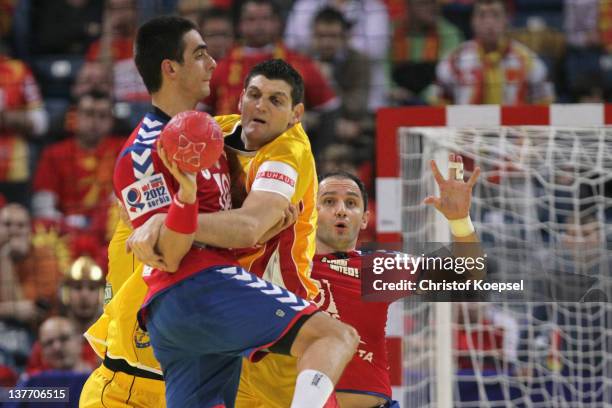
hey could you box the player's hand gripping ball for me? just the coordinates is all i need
[159,110,224,173]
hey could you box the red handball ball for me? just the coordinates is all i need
[159,110,224,173]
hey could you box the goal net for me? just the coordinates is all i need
[377,105,612,407]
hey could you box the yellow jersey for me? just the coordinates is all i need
[216,114,319,300]
[84,218,162,375]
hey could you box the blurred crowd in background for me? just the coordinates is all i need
[0,0,610,399]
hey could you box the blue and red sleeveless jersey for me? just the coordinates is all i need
[113,109,239,307]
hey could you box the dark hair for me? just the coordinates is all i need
[313,6,351,31]
[134,16,197,93]
[239,0,281,20]
[244,59,305,106]
[319,171,368,211]
[199,7,232,28]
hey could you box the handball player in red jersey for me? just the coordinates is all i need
[314,159,481,408]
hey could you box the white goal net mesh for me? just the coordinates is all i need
[397,126,612,407]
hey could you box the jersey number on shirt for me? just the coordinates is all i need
[214,173,231,210]
[201,164,231,210]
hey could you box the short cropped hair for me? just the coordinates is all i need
[134,16,197,93]
[319,171,368,212]
[244,59,305,106]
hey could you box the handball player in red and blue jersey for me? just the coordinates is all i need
[113,16,359,408]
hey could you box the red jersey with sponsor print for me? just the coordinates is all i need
[0,55,44,182]
[311,251,392,399]
[113,109,238,306]
[205,43,336,115]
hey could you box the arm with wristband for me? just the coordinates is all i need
[126,193,295,270]
[122,142,198,272]
[423,153,485,280]
[127,158,296,267]
[144,143,198,273]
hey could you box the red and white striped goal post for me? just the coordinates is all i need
[375,104,612,243]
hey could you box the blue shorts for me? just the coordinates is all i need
[145,266,317,408]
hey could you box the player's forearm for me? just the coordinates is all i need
[452,232,486,280]
[155,189,198,272]
[195,190,288,248]
[195,211,256,248]
[256,217,286,245]
[195,207,283,248]
[156,225,194,272]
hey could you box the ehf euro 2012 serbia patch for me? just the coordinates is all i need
[121,173,171,220]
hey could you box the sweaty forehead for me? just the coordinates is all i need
[319,178,361,197]
[247,75,291,96]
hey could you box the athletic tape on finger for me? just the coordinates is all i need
[448,161,464,180]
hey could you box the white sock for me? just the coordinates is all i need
[290,369,334,408]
